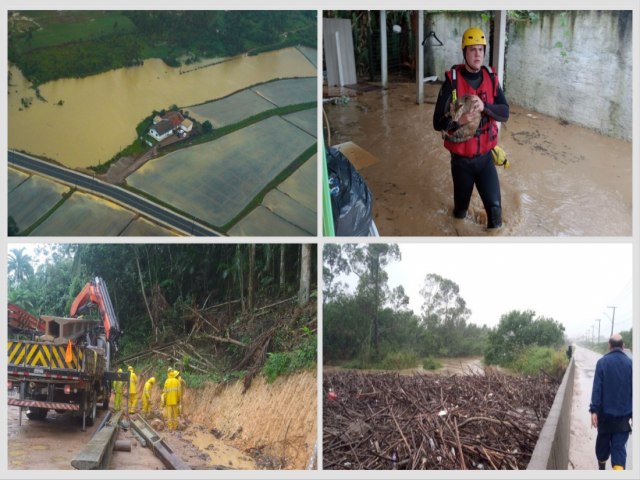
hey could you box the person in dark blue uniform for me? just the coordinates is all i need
[589,333,633,470]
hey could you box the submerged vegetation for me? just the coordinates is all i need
[8,10,317,85]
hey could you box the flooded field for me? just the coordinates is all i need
[8,170,180,236]
[325,82,632,236]
[228,156,317,236]
[8,47,316,168]
[127,116,316,228]
[8,170,69,232]
[282,109,317,137]
[253,77,317,107]
[188,89,276,128]
[30,191,137,236]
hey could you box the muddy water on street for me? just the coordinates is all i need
[325,82,631,236]
[9,47,316,168]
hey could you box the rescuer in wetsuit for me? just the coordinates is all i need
[433,27,509,229]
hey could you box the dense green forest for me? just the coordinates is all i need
[8,10,317,85]
[8,244,317,386]
[323,244,567,375]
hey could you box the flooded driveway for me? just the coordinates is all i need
[324,82,631,236]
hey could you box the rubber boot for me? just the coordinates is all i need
[487,206,502,229]
[453,208,467,219]
[612,465,624,470]
[599,461,606,470]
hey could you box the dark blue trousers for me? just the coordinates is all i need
[596,430,630,469]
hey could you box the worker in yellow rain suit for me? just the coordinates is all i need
[113,368,124,411]
[174,370,187,415]
[142,377,155,416]
[163,370,180,429]
[128,366,138,414]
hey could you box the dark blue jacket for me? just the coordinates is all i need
[589,348,633,421]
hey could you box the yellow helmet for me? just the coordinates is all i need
[149,377,156,384]
[167,366,174,373]
[128,365,134,372]
[117,368,123,373]
[461,27,487,49]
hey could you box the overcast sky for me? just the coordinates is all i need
[334,243,633,340]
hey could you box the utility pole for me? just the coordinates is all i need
[607,306,617,337]
[595,318,602,344]
[591,325,595,344]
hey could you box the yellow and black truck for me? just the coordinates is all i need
[7,316,113,430]
[8,277,125,430]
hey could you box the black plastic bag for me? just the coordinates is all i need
[326,147,373,236]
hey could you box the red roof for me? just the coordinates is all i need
[163,111,184,128]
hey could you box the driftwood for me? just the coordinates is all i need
[323,370,559,470]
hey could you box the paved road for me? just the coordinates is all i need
[8,150,221,237]
[568,346,633,470]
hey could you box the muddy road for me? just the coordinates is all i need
[324,82,631,236]
[6,398,164,470]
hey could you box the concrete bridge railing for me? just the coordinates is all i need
[527,356,575,470]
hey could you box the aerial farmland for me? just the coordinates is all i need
[8,10,317,236]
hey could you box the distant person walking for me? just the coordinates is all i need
[589,333,632,470]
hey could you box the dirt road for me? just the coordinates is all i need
[324,82,631,236]
[568,346,633,470]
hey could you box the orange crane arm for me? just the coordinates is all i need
[69,277,120,343]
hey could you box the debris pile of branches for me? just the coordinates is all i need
[323,370,560,470]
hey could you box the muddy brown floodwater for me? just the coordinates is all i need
[324,82,632,236]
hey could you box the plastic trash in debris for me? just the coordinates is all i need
[332,96,350,106]
[391,449,398,469]
[327,388,338,401]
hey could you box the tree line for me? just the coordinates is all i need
[9,10,317,85]
[323,244,566,372]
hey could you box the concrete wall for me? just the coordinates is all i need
[527,357,575,470]
[424,12,492,83]
[425,11,632,140]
